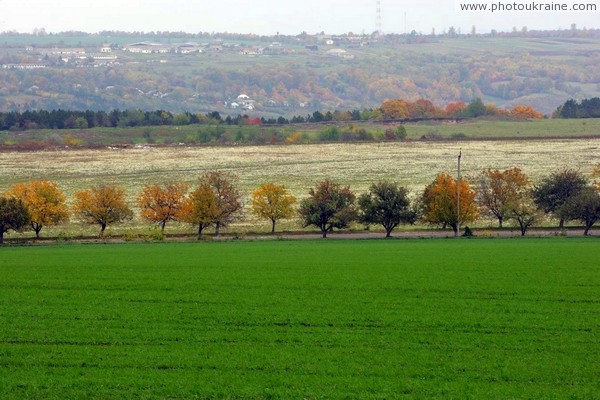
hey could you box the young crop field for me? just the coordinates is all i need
[0,239,598,398]
[1,136,599,236]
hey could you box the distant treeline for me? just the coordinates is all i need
[555,98,600,118]
[0,98,546,132]
[0,109,377,131]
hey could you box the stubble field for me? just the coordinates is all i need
[1,138,599,236]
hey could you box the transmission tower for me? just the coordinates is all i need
[375,0,383,35]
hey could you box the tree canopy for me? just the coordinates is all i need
[73,185,133,235]
[298,179,356,238]
[358,181,417,237]
[421,173,478,235]
[478,168,530,228]
[5,180,69,238]
[532,169,587,228]
[138,182,188,232]
[0,196,30,244]
[251,183,297,233]
[197,171,243,236]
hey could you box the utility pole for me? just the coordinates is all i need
[375,0,383,36]
[456,149,462,237]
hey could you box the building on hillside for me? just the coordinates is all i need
[326,48,355,59]
[177,43,203,54]
[123,42,174,54]
[2,63,47,70]
[88,53,118,61]
[234,94,255,110]
[238,47,264,55]
[100,45,112,53]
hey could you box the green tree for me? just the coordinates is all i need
[507,196,539,236]
[558,187,600,235]
[532,169,587,228]
[298,179,356,238]
[0,196,31,244]
[358,181,417,237]
[465,98,487,118]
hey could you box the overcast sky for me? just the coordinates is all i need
[0,0,598,35]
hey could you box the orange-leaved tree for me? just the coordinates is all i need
[380,99,410,119]
[445,101,467,117]
[251,183,297,233]
[421,172,478,235]
[179,184,219,240]
[138,182,188,232]
[510,105,544,119]
[73,185,133,235]
[6,180,69,238]
[478,168,530,228]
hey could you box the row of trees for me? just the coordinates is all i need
[2,168,600,243]
[378,98,544,120]
[0,98,545,132]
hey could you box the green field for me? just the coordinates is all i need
[3,119,600,149]
[1,239,598,398]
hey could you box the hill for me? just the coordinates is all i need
[1,31,600,115]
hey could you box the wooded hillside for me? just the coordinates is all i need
[1,30,600,115]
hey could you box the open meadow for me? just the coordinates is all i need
[0,239,598,399]
[1,135,600,236]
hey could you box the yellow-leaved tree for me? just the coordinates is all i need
[137,182,188,232]
[6,180,69,238]
[179,184,219,240]
[251,183,297,233]
[421,172,479,235]
[179,171,243,238]
[478,168,530,228]
[73,185,133,235]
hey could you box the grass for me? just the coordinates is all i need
[0,238,598,398]
[4,119,600,148]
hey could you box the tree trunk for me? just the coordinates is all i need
[559,218,565,229]
[197,224,204,240]
[321,229,327,238]
[271,219,276,234]
[215,221,221,237]
[385,228,392,238]
[0,230,4,244]
[584,224,591,236]
[161,221,166,232]
[100,222,107,235]
[498,217,503,229]
[519,222,527,236]
[451,224,458,237]
[35,227,42,239]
